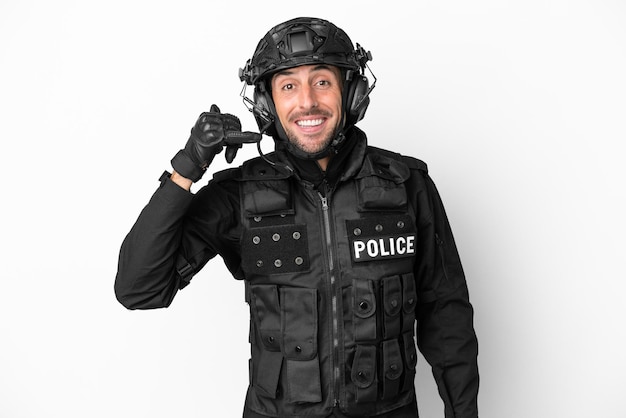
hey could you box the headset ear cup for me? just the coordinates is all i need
[252,87,276,136]
[345,76,370,125]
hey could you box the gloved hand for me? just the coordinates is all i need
[171,104,262,182]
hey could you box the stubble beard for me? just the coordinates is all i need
[285,128,336,155]
[283,114,340,155]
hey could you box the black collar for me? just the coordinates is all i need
[277,127,368,191]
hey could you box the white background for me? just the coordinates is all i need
[1,1,625,417]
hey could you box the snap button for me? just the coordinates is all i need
[375,224,383,232]
[397,220,405,229]
[295,345,302,353]
[252,236,260,244]
[353,228,362,236]
[272,233,280,241]
[359,300,369,311]
[256,260,263,268]
[295,257,304,265]
[268,336,274,344]
[274,259,282,268]
[253,216,262,223]
[292,231,301,240]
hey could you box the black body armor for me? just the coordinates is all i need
[236,146,422,416]
[115,128,479,418]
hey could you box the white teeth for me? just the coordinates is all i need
[297,119,323,127]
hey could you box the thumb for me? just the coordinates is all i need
[210,104,221,113]
[225,144,241,164]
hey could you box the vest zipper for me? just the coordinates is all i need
[318,192,341,408]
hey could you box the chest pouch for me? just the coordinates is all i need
[351,344,378,403]
[240,177,311,276]
[249,285,283,399]
[381,339,403,399]
[401,331,418,392]
[281,287,322,403]
[355,151,410,212]
[242,179,293,218]
[382,275,402,339]
[353,279,377,342]
[401,273,417,334]
[248,284,322,404]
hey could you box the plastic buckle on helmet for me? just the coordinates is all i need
[239,59,253,84]
[355,43,373,69]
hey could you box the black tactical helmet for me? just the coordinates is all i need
[239,17,373,160]
[240,17,362,85]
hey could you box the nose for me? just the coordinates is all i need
[298,84,318,110]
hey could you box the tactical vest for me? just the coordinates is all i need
[235,149,424,417]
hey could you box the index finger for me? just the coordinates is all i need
[224,130,263,144]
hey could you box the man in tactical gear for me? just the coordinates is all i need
[115,17,479,418]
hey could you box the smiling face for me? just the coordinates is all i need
[271,64,343,158]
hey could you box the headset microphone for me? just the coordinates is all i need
[239,83,274,134]
[238,82,295,172]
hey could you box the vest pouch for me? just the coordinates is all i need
[382,275,402,339]
[357,176,407,211]
[280,287,322,404]
[381,339,403,399]
[353,279,377,342]
[401,273,417,333]
[351,344,378,403]
[242,179,293,217]
[250,285,283,399]
[401,331,418,392]
[355,154,410,211]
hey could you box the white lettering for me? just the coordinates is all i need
[396,237,406,254]
[379,238,390,256]
[406,236,415,254]
[367,240,378,257]
[354,241,366,259]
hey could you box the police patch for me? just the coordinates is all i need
[346,215,417,263]
[352,235,415,261]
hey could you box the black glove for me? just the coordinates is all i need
[171,104,261,182]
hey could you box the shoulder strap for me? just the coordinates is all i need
[366,146,428,174]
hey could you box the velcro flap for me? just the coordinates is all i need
[351,345,377,389]
[242,180,293,217]
[281,287,318,360]
[286,358,322,404]
[250,285,281,352]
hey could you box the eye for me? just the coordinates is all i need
[315,78,335,89]
[281,83,294,91]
